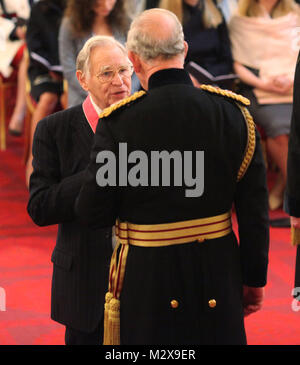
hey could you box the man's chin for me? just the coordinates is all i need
[110,92,129,104]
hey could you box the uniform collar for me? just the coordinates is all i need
[82,95,102,134]
[148,68,193,90]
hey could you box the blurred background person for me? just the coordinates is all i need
[229,0,300,210]
[158,0,234,88]
[25,0,66,186]
[285,50,300,297]
[59,0,137,108]
[0,0,31,136]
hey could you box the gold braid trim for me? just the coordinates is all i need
[199,84,255,181]
[99,90,146,118]
[235,104,256,181]
[200,84,250,106]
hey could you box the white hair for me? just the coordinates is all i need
[126,8,185,62]
[76,35,129,75]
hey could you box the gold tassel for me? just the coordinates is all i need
[291,226,300,246]
[103,292,113,345]
[103,295,121,345]
[108,298,121,345]
[103,223,129,345]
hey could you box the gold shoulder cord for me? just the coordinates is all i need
[235,104,256,181]
[200,84,255,181]
[99,90,146,119]
[200,84,250,106]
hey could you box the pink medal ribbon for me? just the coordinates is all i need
[82,95,100,134]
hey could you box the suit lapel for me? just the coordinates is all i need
[70,106,95,162]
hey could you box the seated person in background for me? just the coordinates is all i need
[25,0,66,187]
[27,35,132,345]
[158,0,234,88]
[229,0,300,210]
[0,0,31,135]
[59,0,137,108]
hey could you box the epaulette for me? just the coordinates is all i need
[200,84,255,181]
[200,84,250,106]
[99,90,146,118]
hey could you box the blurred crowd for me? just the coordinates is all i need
[1,0,300,211]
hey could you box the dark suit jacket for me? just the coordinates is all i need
[27,105,113,333]
[76,69,269,344]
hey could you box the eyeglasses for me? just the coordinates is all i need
[96,64,134,83]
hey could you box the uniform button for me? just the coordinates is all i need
[170,300,179,309]
[198,237,205,243]
[208,299,216,308]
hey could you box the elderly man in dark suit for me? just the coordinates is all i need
[76,9,269,345]
[27,35,132,345]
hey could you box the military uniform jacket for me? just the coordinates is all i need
[27,105,113,333]
[76,68,269,344]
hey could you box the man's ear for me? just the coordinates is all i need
[76,70,88,91]
[128,51,141,73]
[183,41,189,60]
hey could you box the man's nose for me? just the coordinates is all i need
[111,71,123,85]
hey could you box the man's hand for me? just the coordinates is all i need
[243,285,264,317]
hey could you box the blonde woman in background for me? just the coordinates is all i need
[159,0,234,85]
[229,0,300,210]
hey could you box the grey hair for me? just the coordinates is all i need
[126,8,185,61]
[76,35,129,76]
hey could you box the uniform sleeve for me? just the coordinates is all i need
[234,128,270,287]
[27,118,86,226]
[285,53,300,217]
[75,118,119,229]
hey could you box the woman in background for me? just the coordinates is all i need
[229,0,300,210]
[0,0,31,135]
[59,0,133,107]
[159,0,234,86]
[25,0,66,186]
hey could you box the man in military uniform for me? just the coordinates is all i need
[76,9,269,345]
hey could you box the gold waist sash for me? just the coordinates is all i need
[103,211,232,345]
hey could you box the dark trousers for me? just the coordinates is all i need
[65,321,103,345]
